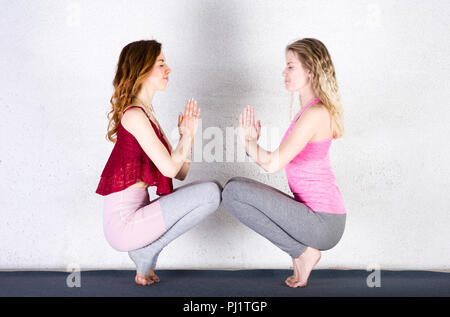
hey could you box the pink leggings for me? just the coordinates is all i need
[103,187,167,252]
[103,180,222,254]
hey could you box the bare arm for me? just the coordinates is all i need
[122,100,199,178]
[175,153,191,181]
[161,112,192,181]
[166,137,192,181]
[240,105,321,174]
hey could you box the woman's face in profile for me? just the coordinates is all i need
[282,50,311,92]
[146,51,171,91]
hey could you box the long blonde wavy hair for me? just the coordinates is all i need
[286,38,344,138]
[105,40,162,143]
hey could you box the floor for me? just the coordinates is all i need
[1,269,449,297]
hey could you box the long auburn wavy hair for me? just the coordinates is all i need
[286,38,344,139]
[105,40,162,143]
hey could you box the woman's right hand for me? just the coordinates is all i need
[238,105,261,146]
[179,98,201,140]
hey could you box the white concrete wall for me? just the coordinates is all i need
[1,0,449,271]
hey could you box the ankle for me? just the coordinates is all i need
[297,247,320,260]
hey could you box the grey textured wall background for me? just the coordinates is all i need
[1,0,449,271]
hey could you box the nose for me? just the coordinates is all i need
[166,67,171,76]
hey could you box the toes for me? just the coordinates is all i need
[289,280,307,288]
[285,276,295,284]
[287,281,298,288]
[135,275,154,286]
[286,280,297,288]
[149,275,160,283]
[285,276,298,287]
[146,270,160,283]
[285,275,308,288]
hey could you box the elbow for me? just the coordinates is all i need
[161,171,175,179]
[262,155,283,174]
[260,161,276,174]
[161,160,188,179]
[161,166,179,179]
[269,163,285,174]
[167,170,179,179]
[265,165,279,174]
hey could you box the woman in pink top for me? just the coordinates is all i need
[222,38,346,288]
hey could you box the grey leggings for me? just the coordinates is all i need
[128,179,222,275]
[222,177,346,259]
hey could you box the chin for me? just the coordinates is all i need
[285,86,295,93]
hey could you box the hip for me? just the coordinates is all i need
[103,186,150,214]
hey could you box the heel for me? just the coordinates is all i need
[128,249,152,275]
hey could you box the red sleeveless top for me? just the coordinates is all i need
[95,106,173,196]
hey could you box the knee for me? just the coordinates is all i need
[199,180,222,208]
[224,176,250,187]
[223,177,247,203]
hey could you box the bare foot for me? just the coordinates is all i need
[285,258,299,286]
[135,273,154,286]
[146,269,160,283]
[288,247,321,288]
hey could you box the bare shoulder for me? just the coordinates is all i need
[298,103,328,123]
[121,107,152,134]
[304,103,333,140]
[310,102,329,114]
[309,103,332,121]
[121,106,146,119]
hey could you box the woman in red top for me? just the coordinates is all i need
[96,40,222,286]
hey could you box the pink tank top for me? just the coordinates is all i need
[281,98,346,214]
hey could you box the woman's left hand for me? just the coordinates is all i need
[238,105,261,145]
